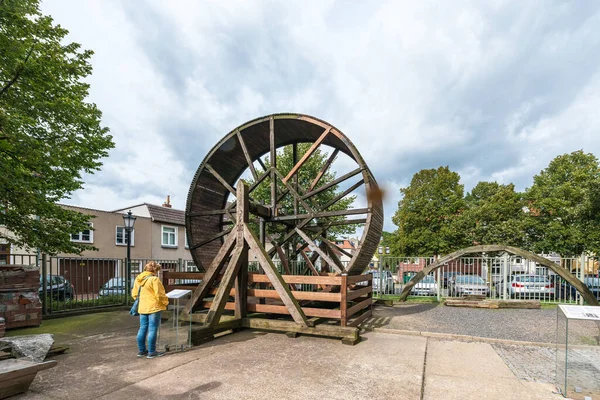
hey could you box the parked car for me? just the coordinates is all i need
[410,275,438,296]
[495,275,554,299]
[372,270,395,293]
[99,277,132,297]
[448,275,489,297]
[442,272,460,288]
[39,275,74,301]
[558,276,600,301]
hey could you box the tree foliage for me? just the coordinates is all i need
[525,150,600,256]
[248,143,356,241]
[391,166,465,256]
[457,182,527,248]
[0,0,114,254]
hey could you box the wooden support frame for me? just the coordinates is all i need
[282,127,330,184]
[184,180,374,345]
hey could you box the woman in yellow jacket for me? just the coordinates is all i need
[132,261,169,358]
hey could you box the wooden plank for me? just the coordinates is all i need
[295,228,342,274]
[299,250,326,290]
[184,232,236,314]
[248,273,341,285]
[163,272,205,280]
[347,298,372,318]
[241,317,358,341]
[244,224,309,326]
[309,148,339,191]
[248,289,341,302]
[205,245,245,327]
[190,318,243,345]
[321,237,353,259]
[347,285,372,301]
[347,274,372,285]
[205,163,236,196]
[347,309,372,328]
[236,130,258,180]
[282,127,330,183]
[247,303,341,319]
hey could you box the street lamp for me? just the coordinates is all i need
[123,210,137,303]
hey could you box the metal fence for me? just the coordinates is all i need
[10,254,197,315]
[374,254,600,305]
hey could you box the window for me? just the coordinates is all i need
[71,223,93,243]
[162,225,177,247]
[0,243,9,265]
[116,226,135,246]
[185,229,189,249]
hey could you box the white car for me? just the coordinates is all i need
[410,275,438,296]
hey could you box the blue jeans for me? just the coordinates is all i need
[137,312,161,353]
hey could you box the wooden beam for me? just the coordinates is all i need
[347,274,372,285]
[244,224,309,326]
[321,237,353,259]
[270,117,277,214]
[189,228,232,250]
[205,163,236,196]
[294,228,342,273]
[236,130,258,180]
[205,246,245,327]
[273,168,314,214]
[241,317,358,342]
[183,232,237,314]
[301,167,363,201]
[271,208,369,222]
[341,273,348,326]
[322,179,364,210]
[246,303,341,319]
[282,128,330,184]
[309,148,339,191]
[292,143,298,215]
[235,180,249,320]
[256,157,267,172]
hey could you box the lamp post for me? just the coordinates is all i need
[123,210,137,304]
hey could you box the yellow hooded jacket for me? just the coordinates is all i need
[131,271,169,314]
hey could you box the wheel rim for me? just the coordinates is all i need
[186,113,383,275]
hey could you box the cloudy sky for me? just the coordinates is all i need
[42,0,600,232]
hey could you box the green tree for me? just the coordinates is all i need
[391,166,466,256]
[456,182,527,247]
[0,0,114,254]
[525,150,600,256]
[248,143,356,240]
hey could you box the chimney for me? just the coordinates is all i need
[162,195,172,208]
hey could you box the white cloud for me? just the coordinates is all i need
[40,0,600,232]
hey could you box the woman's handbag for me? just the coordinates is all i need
[129,276,150,316]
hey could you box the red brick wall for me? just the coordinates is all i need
[0,265,42,329]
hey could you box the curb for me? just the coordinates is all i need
[368,327,558,348]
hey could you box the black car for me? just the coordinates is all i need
[39,275,74,301]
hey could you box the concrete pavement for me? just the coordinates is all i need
[13,318,562,400]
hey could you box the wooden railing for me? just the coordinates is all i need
[162,271,373,327]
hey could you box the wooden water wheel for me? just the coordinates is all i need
[185,113,383,276]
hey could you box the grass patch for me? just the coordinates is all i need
[48,295,126,312]
[5,311,127,337]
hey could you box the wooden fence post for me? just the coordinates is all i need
[341,273,348,326]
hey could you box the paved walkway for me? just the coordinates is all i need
[11,312,562,400]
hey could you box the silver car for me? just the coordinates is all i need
[411,275,438,296]
[449,275,489,297]
[372,270,395,294]
[495,275,554,299]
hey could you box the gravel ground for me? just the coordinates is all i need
[370,303,600,344]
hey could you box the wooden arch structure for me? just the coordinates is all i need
[174,113,382,344]
[398,245,599,306]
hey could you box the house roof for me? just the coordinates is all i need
[145,204,185,226]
